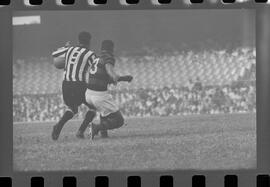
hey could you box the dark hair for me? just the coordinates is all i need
[101,40,114,53]
[78,31,91,46]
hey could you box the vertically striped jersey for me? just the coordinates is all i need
[52,46,97,83]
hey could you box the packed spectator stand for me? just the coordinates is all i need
[13,47,256,122]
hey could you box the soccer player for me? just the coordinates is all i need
[85,40,133,140]
[51,31,98,140]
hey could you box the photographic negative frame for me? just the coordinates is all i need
[1,1,270,187]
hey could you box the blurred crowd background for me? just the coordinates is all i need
[13,46,256,122]
[13,82,256,122]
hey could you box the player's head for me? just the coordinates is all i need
[101,40,114,53]
[78,31,91,47]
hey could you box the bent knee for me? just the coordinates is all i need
[112,111,124,127]
[103,111,124,129]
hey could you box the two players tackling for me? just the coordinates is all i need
[51,31,133,140]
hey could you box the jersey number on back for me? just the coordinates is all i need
[89,58,99,75]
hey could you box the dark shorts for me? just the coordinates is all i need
[62,81,87,114]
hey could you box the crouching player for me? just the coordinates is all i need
[85,40,133,140]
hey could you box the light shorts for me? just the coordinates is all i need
[85,89,119,117]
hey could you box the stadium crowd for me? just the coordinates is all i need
[13,82,256,122]
[13,45,256,122]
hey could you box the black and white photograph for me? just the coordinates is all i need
[13,10,256,171]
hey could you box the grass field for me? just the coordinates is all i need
[13,113,256,171]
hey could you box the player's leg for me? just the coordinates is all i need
[76,109,96,139]
[100,129,109,138]
[75,87,98,138]
[99,112,122,138]
[52,109,75,140]
[52,81,77,140]
[101,111,124,129]
[91,111,125,140]
[96,113,109,138]
[85,89,123,139]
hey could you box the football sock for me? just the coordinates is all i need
[97,118,110,131]
[78,110,96,133]
[57,110,74,129]
[98,111,124,131]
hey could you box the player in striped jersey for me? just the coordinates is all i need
[51,31,97,140]
[85,40,133,140]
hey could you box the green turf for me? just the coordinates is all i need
[13,113,256,171]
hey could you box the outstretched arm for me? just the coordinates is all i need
[105,63,133,83]
[118,75,133,82]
